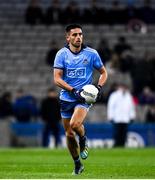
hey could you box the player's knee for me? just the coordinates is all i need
[66,131,75,139]
[70,121,80,131]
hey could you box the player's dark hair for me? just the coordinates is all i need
[65,24,82,33]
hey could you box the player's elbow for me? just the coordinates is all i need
[100,66,108,83]
[54,78,59,86]
[104,67,108,81]
[53,69,63,86]
[53,75,62,86]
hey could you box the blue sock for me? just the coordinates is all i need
[79,135,86,141]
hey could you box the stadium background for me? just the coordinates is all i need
[0,0,155,148]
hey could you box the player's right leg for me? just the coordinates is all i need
[63,118,84,175]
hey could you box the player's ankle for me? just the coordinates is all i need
[73,156,81,165]
[79,135,87,141]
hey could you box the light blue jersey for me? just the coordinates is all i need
[54,45,104,102]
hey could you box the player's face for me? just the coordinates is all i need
[66,28,83,48]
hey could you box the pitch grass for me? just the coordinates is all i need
[0,148,155,179]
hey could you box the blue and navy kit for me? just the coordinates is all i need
[53,45,104,102]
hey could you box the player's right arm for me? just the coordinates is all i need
[53,49,84,102]
[54,68,85,102]
[54,68,73,91]
[53,49,74,91]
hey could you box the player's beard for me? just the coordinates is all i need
[72,41,81,48]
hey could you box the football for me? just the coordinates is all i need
[80,84,99,104]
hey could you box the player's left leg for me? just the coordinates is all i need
[70,107,89,160]
[63,118,84,175]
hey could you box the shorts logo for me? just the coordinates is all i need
[67,68,86,78]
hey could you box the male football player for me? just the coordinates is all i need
[53,24,107,175]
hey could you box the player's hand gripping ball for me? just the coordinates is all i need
[80,84,99,104]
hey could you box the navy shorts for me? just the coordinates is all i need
[60,100,92,119]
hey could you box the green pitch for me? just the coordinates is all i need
[0,148,155,179]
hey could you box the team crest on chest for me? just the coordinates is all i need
[83,59,88,65]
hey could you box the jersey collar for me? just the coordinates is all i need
[65,43,87,55]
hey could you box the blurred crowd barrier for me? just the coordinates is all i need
[0,120,155,148]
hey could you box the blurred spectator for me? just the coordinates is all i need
[145,105,155,123]
[97,38,112,64]
[107,83,136,147]
[105,52,120,74]
[119,50,135,73]
[138,86,155,105]
[130,53,155,96]
[0,92,13,119]
[40,88,61,147]
[132,94,139,105]
[25,0,44,25]
[61,1,80,24]
[114,36,132,57]
[139,0,155,24]
[107,0,125,25]
[13,89,39,122]
[45,0,62,25]
[45,40,58,66]
[127,18,147,34]
[124,2,140,24]
[127,0,136,6]
[106,82,118,101]
[82,0,102,24]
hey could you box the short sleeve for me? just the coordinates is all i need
[53,50,65,69]
[93,50,104,70]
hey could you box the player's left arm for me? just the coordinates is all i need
[93,50,108,89]
[94,66,107,101]
[97,66,108,88]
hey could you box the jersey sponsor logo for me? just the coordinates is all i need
[67,68,86,78]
